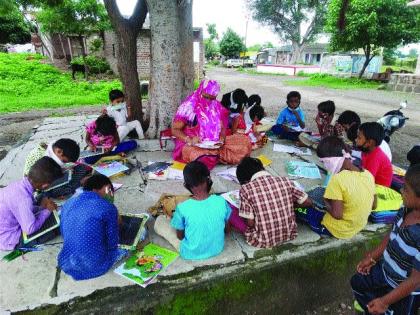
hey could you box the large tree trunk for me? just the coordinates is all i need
[359,45,373,78]
[290,42,306,64]
[104,0,147,125]
[146,0,194,138]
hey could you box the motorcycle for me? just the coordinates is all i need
[377,101,409,143]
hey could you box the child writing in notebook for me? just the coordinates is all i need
[235,157,312,248]
[300,136,376,239]
[84,115,137,164]
[58,174,127,280]
[103,89,145,141]
[351,164,420,315]
[271,91,305,141]
[154,161,231,260]
[0,157,63,250]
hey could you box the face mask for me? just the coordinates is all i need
[104,194,114,204]
[357,141,370,153]
[319,151,352,174]
[319,157,346,174]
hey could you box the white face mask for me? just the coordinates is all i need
[46,143,64,167]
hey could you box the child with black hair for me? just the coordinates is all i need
[0,157,63,250]
[271,91,305,141]
[23,138,80,175]
[84,114,137,164]
[154,161,231,259]
[23,139,91,198]
[351,165,420,315]
[302,136,376,239]
[247,94,261,108]
[232,104,266,149]
[356,122,393,187]
[58,174,127,280]
[315,100,346,138]
[235,157,311,248]
[103,89,144,141]
[407,145,420,167]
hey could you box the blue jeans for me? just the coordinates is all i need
[83,140,137,164]
[271,124,301,141]
[295,207,332,236]
[351,261,420,315]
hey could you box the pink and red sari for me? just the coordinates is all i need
[173,80,251,169]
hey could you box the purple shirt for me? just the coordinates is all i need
[0,177,51,250]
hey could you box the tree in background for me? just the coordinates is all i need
[248,0,327,64]
[37,0,110,79]
[382,48,396,66]
[103,0,147,124]
[204,23,219,60]
[0,4,32,44]
[219,28,246,58]
[408,48,418,58]
[326,0,420,78]
[247,43,262,52]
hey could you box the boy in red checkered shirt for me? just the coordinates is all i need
[235,157,312,248]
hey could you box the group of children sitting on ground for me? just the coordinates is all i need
[0,87,419,313]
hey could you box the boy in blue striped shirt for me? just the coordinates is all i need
[351,164,420,314]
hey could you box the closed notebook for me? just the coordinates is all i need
[22,211,60,244]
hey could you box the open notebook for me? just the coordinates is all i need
[22,211,60,244]
[118,213,149,251]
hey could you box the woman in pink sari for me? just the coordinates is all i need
[172,80,251,170]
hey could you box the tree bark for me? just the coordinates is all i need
[78,35,89,80]
[359,45,373,78]
[290,42,306,64]
[104,0,148,125]
[146,0,194,138]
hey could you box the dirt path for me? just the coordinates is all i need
[208,67,420,166]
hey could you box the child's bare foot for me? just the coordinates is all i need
[295,140,307,147]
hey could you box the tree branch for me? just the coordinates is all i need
[128,0,148,31]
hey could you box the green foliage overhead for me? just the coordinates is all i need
[219,28,246,58]
[248,0,328,45]
[382,48,396,65]
[0,52,121,113]
[70,55,110,74]
[36,0,110,36]
[326,0,420,54]
[206,23,218,41]
[0,5,32,44]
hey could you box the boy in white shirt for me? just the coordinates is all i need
[103,89,144,141]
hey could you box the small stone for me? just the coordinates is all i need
[348,306,352,310]
[340,303,346,309]
[323,307,329,312]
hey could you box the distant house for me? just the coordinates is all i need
[256,43,329,65]
[33,22,204,80]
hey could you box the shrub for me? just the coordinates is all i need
[71,55,111,74]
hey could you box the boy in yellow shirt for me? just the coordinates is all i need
[305,136,376,238]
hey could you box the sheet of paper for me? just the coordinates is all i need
[273,143,312,156]
[167,168,184,180]
[195,140,222,149]
[216,167,239,184]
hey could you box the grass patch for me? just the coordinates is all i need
[0,52,122,113]
[285,73,380,89]
[237,68,287,76]
[380,65,415,73]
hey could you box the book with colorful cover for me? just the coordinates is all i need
[93,161,129,178]
[221,190,240,208]
[256,154,272,167]
[114,243,179,287]
[286,161,321,179]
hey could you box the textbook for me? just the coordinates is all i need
[114,243,179,287]
[22,211,60,244]
[118,213,149,251]
[221,190,240,208]
[256,154,272,167]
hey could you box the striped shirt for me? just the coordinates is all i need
[382,207,420,295]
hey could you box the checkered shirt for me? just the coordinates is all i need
[239,171,308,248]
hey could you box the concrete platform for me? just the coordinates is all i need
[0,116,387,313]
